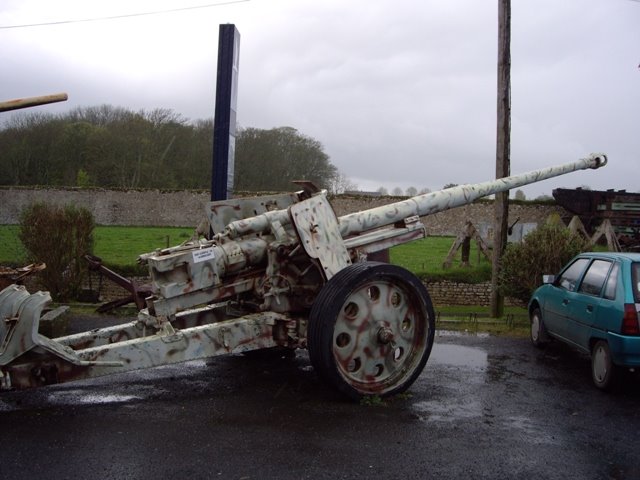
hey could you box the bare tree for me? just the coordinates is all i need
[328,170,358,194]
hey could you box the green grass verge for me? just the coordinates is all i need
[0,225,25,265]
[0,225,195,274]
[390,236,492,283]
[434,304,530,336]
[436,320,530,337]
[93,226,194,267]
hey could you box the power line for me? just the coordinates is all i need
[0,0,250,30]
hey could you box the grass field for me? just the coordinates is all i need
[0,225,24,265]
[92,226,195,265]
[0,225,195,267]
[389,236,492,282]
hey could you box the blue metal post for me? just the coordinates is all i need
[211,24,240,201]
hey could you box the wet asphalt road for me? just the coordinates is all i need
[2,328,640,480]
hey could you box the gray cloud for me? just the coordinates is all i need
[1,0,638,198]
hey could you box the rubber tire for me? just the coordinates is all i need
[591,340,618,392]
[307,262,435,401]
[530,307,548,348]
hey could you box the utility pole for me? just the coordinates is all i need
[490,0,511,317]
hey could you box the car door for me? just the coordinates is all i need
[543,257,590,339]
[592,261,622,334]
[567,259,614,351]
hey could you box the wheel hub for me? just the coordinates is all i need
[377,326,395,345]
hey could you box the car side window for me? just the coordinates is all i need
[603,262,619,300]
[578,259,612,297]
[632,263,640,303]
[557,258,589,292]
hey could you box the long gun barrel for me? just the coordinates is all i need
[222,153,607,240]
[338,153,607,237]
[0,93,68,113]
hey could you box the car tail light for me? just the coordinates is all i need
[621,304,640,335]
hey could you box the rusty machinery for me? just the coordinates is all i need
[0,154,607,399]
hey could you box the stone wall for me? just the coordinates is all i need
[425,280,522,307]
[0,187,567,235]
[0,187,208,227]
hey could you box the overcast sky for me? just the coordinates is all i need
[1,0,638,198]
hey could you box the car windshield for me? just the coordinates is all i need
[633,263,640,303]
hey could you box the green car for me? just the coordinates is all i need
[528,252,640,391]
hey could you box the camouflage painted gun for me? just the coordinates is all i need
[0,93,68,113]
[0,154,607,399]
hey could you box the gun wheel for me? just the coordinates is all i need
[308,262,435,400]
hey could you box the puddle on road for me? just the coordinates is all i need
[429,343,488,368]
[412,397,484,422]
[504,415,561,445]
[1,344,491,413]
[0,364,201,411]
[0,391,143,412]
[413,343,488,422]
[47,393,142,405]
[436,330,490,339]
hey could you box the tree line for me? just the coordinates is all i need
[2,105,527,198]
[0,105,344,193]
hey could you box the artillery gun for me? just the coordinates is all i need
[0,154,607,399]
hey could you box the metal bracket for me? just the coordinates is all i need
[289,194,351,280]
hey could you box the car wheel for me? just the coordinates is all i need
[530,307,548,348]
[591,340,618,391]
